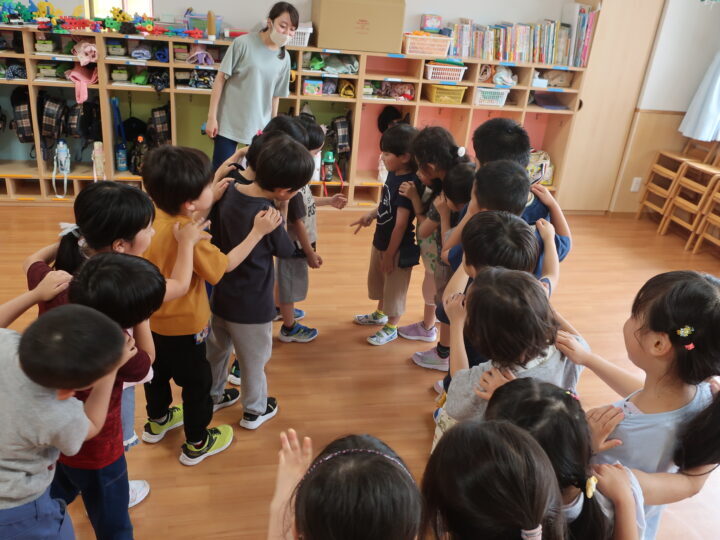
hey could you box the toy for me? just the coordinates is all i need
[420,14,442,33]
[103,17,120,32]
[303,79,323,96]
[110,7,132,23]
[184,28,204,39]
[34,1,62,20]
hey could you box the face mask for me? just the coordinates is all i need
[269,23,291,47]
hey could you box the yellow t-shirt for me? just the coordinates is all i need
[144,209,228,336]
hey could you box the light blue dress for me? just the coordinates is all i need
[680,50,720,141]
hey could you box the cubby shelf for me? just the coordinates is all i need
[0,23,596,206]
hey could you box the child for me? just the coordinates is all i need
[439,267,585,443]
[49,253,165,539]
[268,429,421,540]
[486,378,646,540]
[142,145,283,464]
[206,134,314,429]
[398,127,470,343]
[276,115,347,342]
[351,123,419,346]
[557,271,720,539]
[421,420,566,540]
[0,297,131,539]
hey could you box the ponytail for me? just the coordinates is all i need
[675,393,720,470]
[411,126,470,180]
[55,228,85,275]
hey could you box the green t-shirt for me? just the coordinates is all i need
[217,32,291,144]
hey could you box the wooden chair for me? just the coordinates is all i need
[692,182,720,255]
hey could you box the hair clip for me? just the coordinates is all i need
[256,129,263,136]
[457,146,466,157]
[565,390,579,401]
[520,525,543,540]
[677,325,695,338]
[58,222,80,238]
[685,343,695,351]
[302,448,413,482]
[585,475,598,499]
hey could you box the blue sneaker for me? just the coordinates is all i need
[274,307,306,322]
[278,322,318,343]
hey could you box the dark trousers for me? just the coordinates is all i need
[0,487,74,540]
[212,134,239,171]
[50,455,132,540]
[144,332,213,443]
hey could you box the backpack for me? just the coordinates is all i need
[9,87,34,143]
[67,101,102,159]
[146,105,171,147]
[38,93,69,161]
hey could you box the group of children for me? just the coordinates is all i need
[0,111,718,540]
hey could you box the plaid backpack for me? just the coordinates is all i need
[146,105,170,147]
[67,101,101,159]
[9,87,34,143]
[39,93,69,160]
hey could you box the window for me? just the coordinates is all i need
[89,0,153,18]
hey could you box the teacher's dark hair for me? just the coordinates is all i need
[264,2,299,60]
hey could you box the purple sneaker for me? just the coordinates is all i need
[398,321,438,342]
[412,347,449,371]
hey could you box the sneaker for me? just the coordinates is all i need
[142,405,184,444]
[240,397,278,430]
[354,311,388,326]
[367,326,398,346]
[433,407,443,424]
[213,388,240,412]
[278,322,318,343]
[227,359,242,386]
[179,425,234,466]
[433,379,445,395]
[274,307,306,322]
[398,321,438,342]
[123,432,139,451]
[412,347,449,371]
[128,480,150,508]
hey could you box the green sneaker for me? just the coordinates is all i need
[179,425,234,466]
[367,325,398,346]
[142,406,184,444]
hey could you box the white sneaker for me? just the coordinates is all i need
[128,480,150,508]
[433,379,445,394]
[354,312,388,325]
[412,347,450,371]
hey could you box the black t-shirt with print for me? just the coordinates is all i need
[372,171,417,251]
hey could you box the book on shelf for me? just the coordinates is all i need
[445,2,599,67]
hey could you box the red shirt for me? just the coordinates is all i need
[27,261,151,469]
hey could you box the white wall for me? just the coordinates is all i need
[150,0,569,33]
[637,0,720,111]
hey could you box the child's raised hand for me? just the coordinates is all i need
[330,193,348,210]
[174,216,211,246]
[350,211,375,234]
[556,330,593,366]
[433,193,450,217]
[213,177,232,203]
[586,405,624,454]
[398,181,419,202]
[531,184,557,208]
[536,218,555,242]
[272,429,313,506]
[308,252,323,269]
[33,270,73,301]
[593,464,634,506]
[444,292,466,324]
[474,367,516,401]
[118,333,137,370]
[254,208,283,235]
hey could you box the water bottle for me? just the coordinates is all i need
[116,143,128,172]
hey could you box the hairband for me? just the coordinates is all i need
[457,146,466,157]
[58,222,80,238]
[302,448,413,481]
[585,475,598,499]
[677,325,695,351]
[520,525,542,540]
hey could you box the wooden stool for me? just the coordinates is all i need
[658,161,720,249]
[692,183,720,255]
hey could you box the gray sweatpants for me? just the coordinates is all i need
[206,314,273,416]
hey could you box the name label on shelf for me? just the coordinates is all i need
[438,81,457,86]
[195,65,217,70]
[383,77,402,82]
[547,88,564,92]
[323,49,341,54]
[195,39,214,45]
[126,60,146,66]
[322,73,339,78]
[552,65,569,71]
[499,61,516,67]
[495,84,511,88]
[51,56,75,61]
[125,35,145,40]
[387,53,405,58]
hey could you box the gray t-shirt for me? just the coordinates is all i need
[289,185,317,249]
[445,338,586,421]
[217,32,291,144]
[0,329,89,508]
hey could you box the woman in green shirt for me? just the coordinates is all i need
[207,2,298,170]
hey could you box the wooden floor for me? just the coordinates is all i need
[2,207,719,539]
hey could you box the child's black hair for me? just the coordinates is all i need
[465,267,557,368]
[69,253,166,330]
[411,126,470,176]
[264,2,299,60]
[628,271,720,470]
[143,146,213,215]
[442,162,475,206]
[19,304,125,389]
[381,123,419,158]
[294,434,421,540]
[246,116,310,170]
[255,134,315,192]
[474,159,530,215]
[422,419,565,540]
[461,211,538,272]
[486,379,612,540]
[55,181,155,275]
[297,113,325,151]
[472,117,531,167]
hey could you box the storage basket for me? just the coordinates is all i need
[403,34,451,56]
[107,45,127,56]
[35,40,55,53]
[288,26,313,47]
[474,87,509,107]
[38,63,58,77]
[424,63,467,82]
[424,84,467,105]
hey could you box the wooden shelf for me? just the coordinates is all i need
[29,53,77,62]
[365,73,419,83]
[33,78,99,89]
[423,78,475,87]
[476,82,527,90]
[299,70,359,80]
[525,104,574,115]
[0,51,25,59]
[301,94,356,103]
[362,96,417,104]
[175,85,212,94]
[106,57,170,68]
[172,62,221,70]
[108,82,168,92]
[418,99,471,109]
[0,78,28,85]
[0,160,40,178]
[529,86,578,94]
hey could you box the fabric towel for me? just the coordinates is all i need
[66,66,98,104]
[131,45,152,60]
[187,45,214,65]
[72,41,98,66]
[154,48,169,63]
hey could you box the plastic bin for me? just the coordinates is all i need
[474,87,510,107]
[424,84,467,105]
[403,34,451,56]
[288,25,313,47]
[424,63,467,82]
